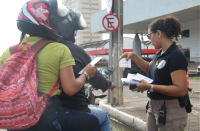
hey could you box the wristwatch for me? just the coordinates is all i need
[82,71,90,81]
[150,84,154,92]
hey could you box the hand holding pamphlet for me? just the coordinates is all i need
[121,73,153,85]
[121,78,141,85]
[119,58,131,68]
[78,57,102,74]
[132,73,153,83]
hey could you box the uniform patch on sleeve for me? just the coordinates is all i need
[157,60,166,69]
[70,54,74,59]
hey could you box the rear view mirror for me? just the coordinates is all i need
[101,67,113,75]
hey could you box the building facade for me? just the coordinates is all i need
[91,0,200,63]
[62,0,102,45]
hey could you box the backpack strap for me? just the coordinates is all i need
[9,39,54,55]
[31,39,54,52]
[49,78,60,96]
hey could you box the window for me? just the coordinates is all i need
[182,30,189,38]
[179,30,189,39]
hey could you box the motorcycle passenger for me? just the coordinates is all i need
[119,15,188,131]
[2,0,100,131]
[56,6,115,131]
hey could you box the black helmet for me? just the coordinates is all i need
[17,0,70,41]
[56,6,87,43]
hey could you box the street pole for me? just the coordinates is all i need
[111,0,123,105]
[117,0,123,105]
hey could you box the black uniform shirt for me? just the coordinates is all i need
[147,42,188,99]
[59,40,112,112]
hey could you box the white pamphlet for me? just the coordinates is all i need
[119,58,131,68]
[127,73,136,80]
[78,57,102,74]
[121,73,153,85]
[132,73,153,83]
[121,78,141,85]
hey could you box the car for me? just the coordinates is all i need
[123,57,152,78]
[123,57,153,90]
[197,65,200,76]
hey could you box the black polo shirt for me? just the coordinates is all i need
[147,42,188,99]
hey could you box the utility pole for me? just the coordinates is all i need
[111,0,123,105]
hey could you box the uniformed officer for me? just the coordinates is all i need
[119,15,188,131]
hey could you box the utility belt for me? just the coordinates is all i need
[146,91,192,113]
[147,91,177,100]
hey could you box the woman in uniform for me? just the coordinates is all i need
[119,15,188,131]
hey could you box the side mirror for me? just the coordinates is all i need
[101,67,113,75]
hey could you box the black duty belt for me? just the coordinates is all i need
[147,91,177,100]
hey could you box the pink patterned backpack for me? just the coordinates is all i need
[0,39,59,130]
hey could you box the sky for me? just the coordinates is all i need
[0,0,28,55]
[0,0,133,56]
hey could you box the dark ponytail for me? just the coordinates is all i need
[148,15,183,41]
[19,32,26,44]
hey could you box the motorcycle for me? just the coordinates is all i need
[84,85,107,105]
[84,67,113,105]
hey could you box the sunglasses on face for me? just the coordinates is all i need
[147,32,152,40]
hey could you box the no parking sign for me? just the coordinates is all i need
[102,14,120,32]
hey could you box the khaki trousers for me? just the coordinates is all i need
[146,99,187,131]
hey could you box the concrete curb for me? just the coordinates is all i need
[99,99,146,131]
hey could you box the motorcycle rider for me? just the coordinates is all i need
[56,6,115,131]
[6,0,100,130]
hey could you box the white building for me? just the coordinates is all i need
[91,0,200,62]
[62,0,102,45]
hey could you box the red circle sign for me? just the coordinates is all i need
[102,14,120,32]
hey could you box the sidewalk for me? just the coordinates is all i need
[96,79,200,131]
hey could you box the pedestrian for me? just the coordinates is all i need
[119,15,189,131]
[177,43,195,96]
[56,6,115,131]
[2,0,100,131]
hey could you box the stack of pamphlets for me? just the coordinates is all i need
[121,73,153,85]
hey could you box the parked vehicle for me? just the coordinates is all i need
[197,65,200,76]
[123,57,152,90]
[123,57,152,78]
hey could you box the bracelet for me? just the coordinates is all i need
[150,84,154,92]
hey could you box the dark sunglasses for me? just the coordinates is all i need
[147,32,152,40]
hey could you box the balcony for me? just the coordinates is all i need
[82,11,93,14]
[83,36,100,38]
[82,7,99,10]
[82,2,99,5]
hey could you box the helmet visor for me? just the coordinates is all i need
[57,0,69,17]
[78,14,87,29]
